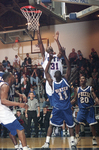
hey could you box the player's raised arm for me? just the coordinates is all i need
[91,88,99,105]
[62,48,71,81]
[54,31,63,54]
[45,55,53,88]
[37,26,45,61]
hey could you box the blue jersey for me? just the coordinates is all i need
[52,78,71,110]
[0,71,4,82]
[77,86,94,109]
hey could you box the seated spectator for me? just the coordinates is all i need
[21,77,30,97]
[21,73,27,84]
[68,48,77,64]
[42,97,50,108]
[2,56,10,67]
[22,66,30,78]
[6,62,13,72]
[38,107,51,136]
[89,48,98,62]
[13,55,20,72]
[91,68,98,87]
[86,73,93,86]
[14,77,21,102]
[24,53,32,66]
[15,110,28,133]
[30,64,40,86]
[77,55,86,70]
[28,86,36,98]
[77,50,83,60]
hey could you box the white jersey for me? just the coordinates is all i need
[0,82,16,125]
[42,52,63,96]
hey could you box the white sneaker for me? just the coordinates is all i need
[75,137,81,145]
[92,138,97,145]
[42,142,49,148]
[71,141,77,149]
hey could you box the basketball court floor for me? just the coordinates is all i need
[0,136,99,150]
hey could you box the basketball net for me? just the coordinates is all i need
[12,38,20,51]
[20,6,42,31]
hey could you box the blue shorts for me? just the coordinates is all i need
[50,107,75,128]
[76,107,97,125]
[1,119,24,136]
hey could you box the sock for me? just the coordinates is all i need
[71,136,75,142]
[63,130,65,135]
[15,145,19,149]
[46,136,50,143]
[23,146,28,150]
[76,134,79,138]
[93,136,96,139]
[19,140,21,144]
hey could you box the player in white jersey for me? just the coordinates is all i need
[37,28,63,105]
[0,72,31,150]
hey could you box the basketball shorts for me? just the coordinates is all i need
[76,107,97,125]
[1,119,24,136]
[50,107,75,128]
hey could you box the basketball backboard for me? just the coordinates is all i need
[0,29,34,44]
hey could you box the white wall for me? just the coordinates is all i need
[0,19,99,65]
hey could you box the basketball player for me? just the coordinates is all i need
[42,49,76,149]
[0,72,31,150]
[37,28,63,106]
[71,75,99,145]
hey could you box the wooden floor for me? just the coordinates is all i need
[0,137,99,149]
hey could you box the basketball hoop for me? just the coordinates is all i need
[20,5,42,31]
[12,38,21,51]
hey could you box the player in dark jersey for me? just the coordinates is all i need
[42,49,76,149]
[71,75,99,145]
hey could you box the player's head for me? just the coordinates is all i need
[80,74,86,86]
[2,72,15,86]
[54,70,62,82]
[46,46,53,54]
[0,62,4,71]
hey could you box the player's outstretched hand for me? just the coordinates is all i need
[53,31,59,41]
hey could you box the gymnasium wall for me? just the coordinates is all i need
[0,19,99,65]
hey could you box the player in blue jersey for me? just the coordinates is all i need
[42,49,76,149]
[71,74,99,145]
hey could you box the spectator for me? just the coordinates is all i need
[28,86,36,98]
[89,48,98,62]
[21,77,30,97]
[25,92,40,137]
[91,68,98,87]
[21,73,27,84]
[22,66,30,78]
[38,107,51,136]
[13,55,20,72]
[68,48,77,64]
[2,56,10,67]
[77,55,86,70]
[6,62,13,72]
[15,110,28,134]
[30,64,40,86]
[14,77,21,102]
[24,53,32,65]
[77,50,83,60]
